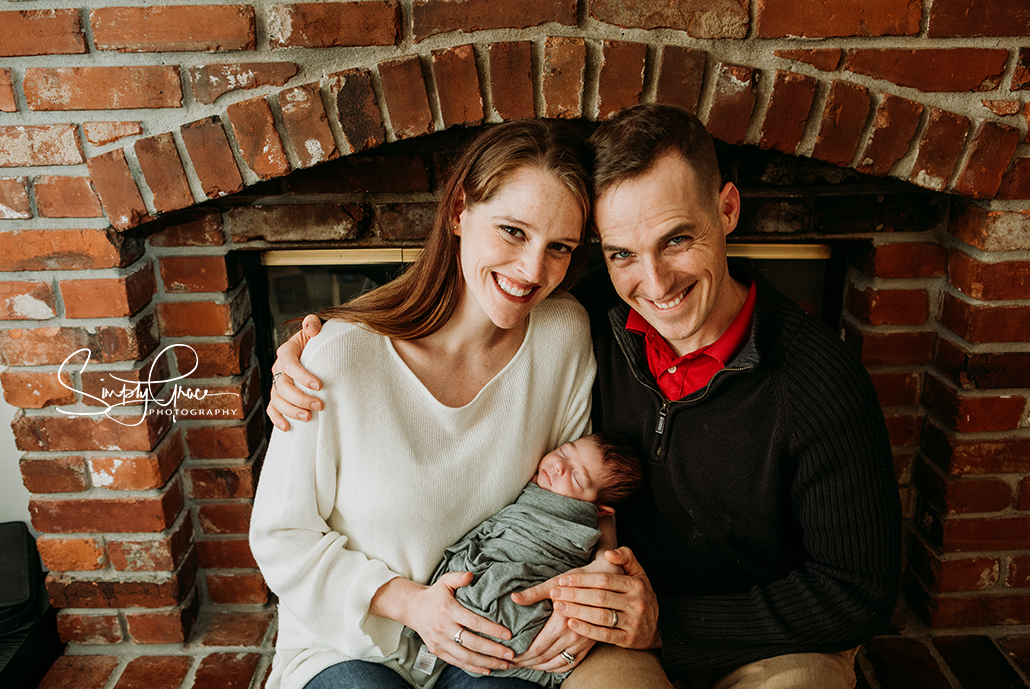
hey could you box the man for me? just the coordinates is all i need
[267,104,902,688]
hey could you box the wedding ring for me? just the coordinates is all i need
[560,649,576,665]
[272,372,284,391]
[454,629,464,646]
[609,609,618,628]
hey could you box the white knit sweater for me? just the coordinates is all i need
[250,292,596,689]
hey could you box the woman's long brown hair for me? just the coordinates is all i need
[317,119,592,340]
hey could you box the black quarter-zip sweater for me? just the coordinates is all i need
[575,264,902,678]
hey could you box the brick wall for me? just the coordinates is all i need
[1,0,1028,645]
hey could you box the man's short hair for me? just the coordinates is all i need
[589,432,644,507]
[589,103,722,206]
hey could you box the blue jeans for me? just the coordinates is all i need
[305,660,539,689]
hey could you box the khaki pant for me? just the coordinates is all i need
[563,644,859,689]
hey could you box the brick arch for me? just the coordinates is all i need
[85,37,1025,235]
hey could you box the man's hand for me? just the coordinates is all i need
[516,547,661,651]
[267,314,324,431]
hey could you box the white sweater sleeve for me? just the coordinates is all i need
[249,363,403,659]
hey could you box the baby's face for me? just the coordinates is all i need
[531,436,608,503]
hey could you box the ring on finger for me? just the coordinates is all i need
[560,650,575,665]
[609,609,618,628]
[454,629,464,646]
[272,372,284,391]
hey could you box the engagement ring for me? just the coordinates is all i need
[272,372,284,390]
[560,650,576,665]
[609,609,618,628]
[454,629,464,646]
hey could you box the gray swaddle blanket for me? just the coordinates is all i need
[430,482,601,687]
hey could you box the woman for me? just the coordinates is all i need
[251,120,603,689]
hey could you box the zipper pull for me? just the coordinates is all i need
[655,401,670,434]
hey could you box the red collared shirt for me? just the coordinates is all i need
[626,280,756,401]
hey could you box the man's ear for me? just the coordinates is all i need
[719,182,741,237]
[597,504,615,518]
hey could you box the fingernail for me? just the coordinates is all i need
[559,577,570,587]
[551,587,562,598]
[556,602,567,612]
[310,402,320,410]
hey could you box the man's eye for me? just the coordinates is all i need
[609,251,632,261]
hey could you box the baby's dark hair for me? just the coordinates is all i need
[588,432,644,507]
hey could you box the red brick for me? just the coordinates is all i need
[76,350,168,410]
[489,42,534,121]
[935,513,1030,552]
[11,394,170,454]
[940,292,1030,344]
[0,280,56,320]
[757,0,919,38]
[227,96,290,180]
[950,204,1030,252]
[114,655,193,689]
[982,99,1022,117]
[186,409,266,459]
[147,210,226,247]
[845,48,1008,92]
[191,62,299,105]
[201,611,274,647]
[206,572,269,604]
[87,148,151,231]
[0,69,13,112]
[909,109,971,192]
[413,0,575,41]
[895,449,916,484]
[174,327,255,379]
[83,121,143,147]
[846,284,928,325]
[88,429,185,492]
[1010,558,1030,589]
[47,553,195,612]
[999,158,1030,200]
[198,502,252,535]
[279,81,339,166]
[857,94,924,176]
[172,367,260,422]
[160,255,240,294]
[707,63,757,145]
[949,250,1030,301]
[190,651,261,689]
[1015,49,1030,91]
[0,124,83,167]
[91,5,255,52]
[19,456,88,493]
[25,66,183,111]
[227,203,365,243]
[870,370,920,407]
[542,37,585,119]
[2,369,73,410]
[188,459,259,500]
[928,0,1030,37]
[0,9,86,57]
[135,133,194,214]
[60,262,156,319]
[655,47,707,114]
[596,41,647,120]
[330,68,387,153]
[774,49,842,72]
[934,336,1030,390]
[0,177,30,218]
[934,635,1027,688]
[196,538,257,569]
[379,57,434,140]
[270,1,400,48]
[759,71,817,154]
[923,373,1026,434]
[157,290,251,338]
[180,117,245,200]
[0,316,158,367]
[1020,479,1030,511]
[884,411,922,447]
[850,241,946,279]
[34,175,102,218]
[916,454,1013,514]
[37,536,106,572]
[923,420,1030,475]
[954,121,1021,199]
[31,479,183,534]
[841,321,935,366]
[108,515,193,572]
[56,610,123,644]
[374,202,436,241]
[811,81,871,167]
[909,536,999,593]
[124,587,200,644]
[432,45,484,128]
[592,0,747,38]
[37,655,118,689]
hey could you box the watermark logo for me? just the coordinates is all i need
[57,344,241,426]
